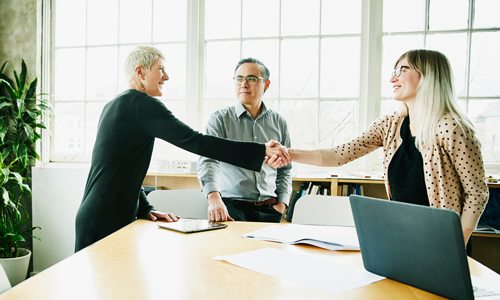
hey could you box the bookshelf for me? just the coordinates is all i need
[144,172,388,199]
[291,174,389,199]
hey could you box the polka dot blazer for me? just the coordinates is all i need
[317,112,489,230]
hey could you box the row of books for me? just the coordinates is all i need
[300,182,330,197]
[338,184,365,197]
[285,182,330,222]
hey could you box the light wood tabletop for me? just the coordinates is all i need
[2,220,499,299]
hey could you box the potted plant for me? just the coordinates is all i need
[0,60,53,286]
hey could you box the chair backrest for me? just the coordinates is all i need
[291,195,355,226]
[147,189,209,219]
[0,263,11,294]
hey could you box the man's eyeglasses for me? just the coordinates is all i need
[233,76,264,86]
[392,65,410,77]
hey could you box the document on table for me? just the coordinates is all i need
[214,248,385,295]
[242,224,360,251]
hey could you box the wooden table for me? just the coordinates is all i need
[2,220,499,299]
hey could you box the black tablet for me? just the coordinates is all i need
[157,219,227,233]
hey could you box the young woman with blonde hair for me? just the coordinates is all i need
[286,49,488,252]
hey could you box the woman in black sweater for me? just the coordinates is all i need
[75,45,287,251]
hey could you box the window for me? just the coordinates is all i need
[380,0,500,165]
[46,0,500,172]
[203,0,362,154]
[51,0,188,163]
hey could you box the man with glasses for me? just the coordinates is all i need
[197,58,292,223]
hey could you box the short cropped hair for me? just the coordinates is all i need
[234,57,270,81]
[124,45,165,83]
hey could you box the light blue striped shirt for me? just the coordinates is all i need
[197,102,292,205]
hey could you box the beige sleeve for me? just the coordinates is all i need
[289,148,323,166]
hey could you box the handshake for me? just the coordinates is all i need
[264,140,291,169]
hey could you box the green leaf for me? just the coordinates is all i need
[1,187,9,206]
[19,60,27,96]
[12,172,23,186]
[0,61,7,74]
[23,123,34,141]
[1,168,9,177]
[2,145,12,161]
[25,109,39,121]
[0,79,18,99]
[13,70,21,94]
[0,102,13,110]
[1,168,8,185]
[26,77,37,99]
[17,141,28,169]
[0,119,8,143]
[16,98,25,117]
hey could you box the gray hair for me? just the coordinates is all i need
[234,57,270,81]
[124,45,165,83]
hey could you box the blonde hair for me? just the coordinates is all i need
[124,45,165,83]
[395,49,475,148]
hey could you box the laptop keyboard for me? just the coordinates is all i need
[473,285,500,298]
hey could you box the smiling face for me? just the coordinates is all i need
[141,57,169,97]
[234,62,270,107]
[390,57,421,103]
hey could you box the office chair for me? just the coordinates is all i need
[291,195,355,226]
[147,189,209,219]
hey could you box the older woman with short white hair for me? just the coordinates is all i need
[75,45,287,252]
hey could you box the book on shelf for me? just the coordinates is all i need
[310,184,321,195]
[341,184,364,196]
[303,182,313,196]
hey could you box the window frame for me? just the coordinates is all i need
[41,0,500,174]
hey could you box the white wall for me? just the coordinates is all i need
[32,165,90,272]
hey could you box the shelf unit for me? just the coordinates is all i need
[144,172,388,198]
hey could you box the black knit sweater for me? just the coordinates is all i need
[388,117,429,206]
[75,89,265,251]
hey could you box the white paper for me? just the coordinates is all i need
[242,224,360,251]
[214,248,384,295]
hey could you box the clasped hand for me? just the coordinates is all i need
[265,140,290,169]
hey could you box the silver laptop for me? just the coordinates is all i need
[349,195,479,300]
[157,219,227,233]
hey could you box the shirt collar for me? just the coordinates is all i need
[235,101,269,119]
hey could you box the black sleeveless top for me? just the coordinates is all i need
[388,117,429,206]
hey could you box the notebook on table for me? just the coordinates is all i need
[349,195,500,300]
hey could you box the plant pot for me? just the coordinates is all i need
[0,248,31,287]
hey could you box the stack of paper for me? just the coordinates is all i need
[243,224,360,251]
[214,248,384,295]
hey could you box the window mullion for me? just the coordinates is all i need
[360,0,383,172]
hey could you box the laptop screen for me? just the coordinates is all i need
[349,195,474,300]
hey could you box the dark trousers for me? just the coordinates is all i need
[222,198,283,223]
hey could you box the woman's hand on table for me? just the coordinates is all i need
[147,210,180,222]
